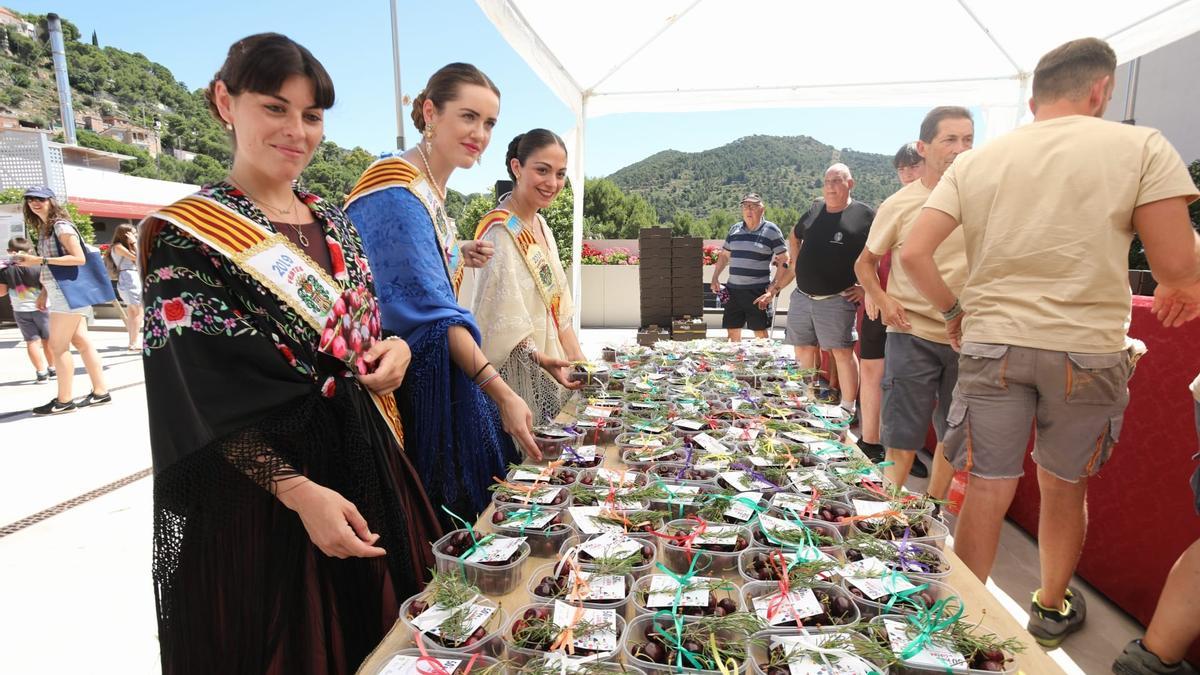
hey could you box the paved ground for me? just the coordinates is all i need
[0,323,1139,674]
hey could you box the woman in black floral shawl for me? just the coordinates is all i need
[139,34,440,674]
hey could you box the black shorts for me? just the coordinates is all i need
[722,286,772,331]
[860,313,886,360]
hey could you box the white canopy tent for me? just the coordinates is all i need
[476,0,1200,328]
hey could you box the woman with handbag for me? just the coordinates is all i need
[12,186,112,414]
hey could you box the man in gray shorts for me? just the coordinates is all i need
[854,106,974,496]
[902,38,1200,648]
[762,164,871,417]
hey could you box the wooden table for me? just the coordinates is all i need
[359,425,1064,675]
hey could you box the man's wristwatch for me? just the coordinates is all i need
[941,299,964,322]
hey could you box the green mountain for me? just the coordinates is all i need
[0,9,382,203]
[607,134,901,222]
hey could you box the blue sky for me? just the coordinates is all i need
[14,0,957,194]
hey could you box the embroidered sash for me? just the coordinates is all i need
[150,193,406,445]
[345,156,465,296]
[475,209,563,330]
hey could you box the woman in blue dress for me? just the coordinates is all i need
[345,63,539,529]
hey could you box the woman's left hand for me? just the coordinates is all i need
[357,337,411,394]
[460,240,495,268]
[540,355,584,390]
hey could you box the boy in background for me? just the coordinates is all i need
[1,237,54,382]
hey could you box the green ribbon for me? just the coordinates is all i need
[498,504,545,537]
[441,506,496,578]
[652,611,709,672]
[898,596,966,663]
[880,569,931,614]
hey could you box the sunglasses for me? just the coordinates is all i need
[25,196,49,203]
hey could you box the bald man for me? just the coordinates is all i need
[763,163,873,419]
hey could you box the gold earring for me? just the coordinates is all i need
[224,123,232,131]
[425,122,436,141]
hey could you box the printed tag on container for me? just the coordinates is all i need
[724,491,764,521]
[841,557,917,600]
[753,588,823,625]
[378,655,464,675]
[646,574,719,607]
[883,618,967,669]
[412,602,495,638]
[770,634,876,675]
[579,531,645,559]
[464,536,525,564]
[568,569,626,601]
[553,601,617,652]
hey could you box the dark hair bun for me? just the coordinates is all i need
[410,91,428,132]
[505,134,526,180]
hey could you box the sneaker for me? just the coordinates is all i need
[857,440,886,463]
[910,455,929,478]
[1027,587,1087,647]
[76,391,113,408]
[32,398,77,415]
[47,367,56,378]
[35,371,49,383]
[1113,639,1200,675]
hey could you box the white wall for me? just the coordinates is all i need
[1105,33,1200,163]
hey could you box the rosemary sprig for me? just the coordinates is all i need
[592,509,667,531]
[513,616,612,650]
[426,569,480,608]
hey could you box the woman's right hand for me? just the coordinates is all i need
[497,390,541,461]
[277,480,387,558]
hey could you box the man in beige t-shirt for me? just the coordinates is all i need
[854,106,973,497]
[901,37,1200,649]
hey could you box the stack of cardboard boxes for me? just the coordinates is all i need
[637,228,706,343]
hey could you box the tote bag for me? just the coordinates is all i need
[48,221,117,309]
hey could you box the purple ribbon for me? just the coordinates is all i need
[894,528,931,574]
[731,461,781,489]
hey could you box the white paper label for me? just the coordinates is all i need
[884,618,968,669]
[646,574,718,607]
[784,430,824,444]
[579,531,644,560]
[753,587,823,625]
[552,601,618,652]
[464,536,525,564]
[596,468,638,486]
[811,404,847,419]
[674,418,705,431]
[584,406,615,418]
[626,437,665,449]
[852,499,894,523]
[842,557,917,600]
[748,455,782,467]
[379,655,464,675]
[724,491,763,521]
[569,507,621,534]
[537,428,573,439]
[512,468,552,482]
[658,484,701,505]
[771,492,817,513]
[694,524,740,545]
[412,602,495,639]
[584,488,644,511]
[568,569,626,601]
[770,634,876,675]
[789,469,839,494]
[723,427,760,442]
[512,486,565,505]
[497,508,557,530]
[691,432,728,454]
[719,470,776,492]
[631,420,668,434]
[566,445,598,462]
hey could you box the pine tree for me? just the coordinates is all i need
[90,30,98,47]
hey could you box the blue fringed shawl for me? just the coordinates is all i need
[345,185,516,516]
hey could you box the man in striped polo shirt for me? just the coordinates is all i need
[710,193,788,341]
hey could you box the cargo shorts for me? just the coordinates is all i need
[881,333,958,451]
[943,342,1134,482]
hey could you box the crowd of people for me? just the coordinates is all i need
[710,38,1200,675]
[3,29,1197,675]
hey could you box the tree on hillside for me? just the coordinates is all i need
[582,177,657,238]
[90,30,98,47]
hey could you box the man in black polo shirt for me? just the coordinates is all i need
[760,163,871,417]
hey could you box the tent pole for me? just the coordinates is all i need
[571,97,586,333]
[390,0,407,150]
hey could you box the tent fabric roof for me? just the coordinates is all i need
[478,0,1200,118]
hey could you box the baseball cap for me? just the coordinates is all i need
[740,192,763,205]
[23,186,56,200]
